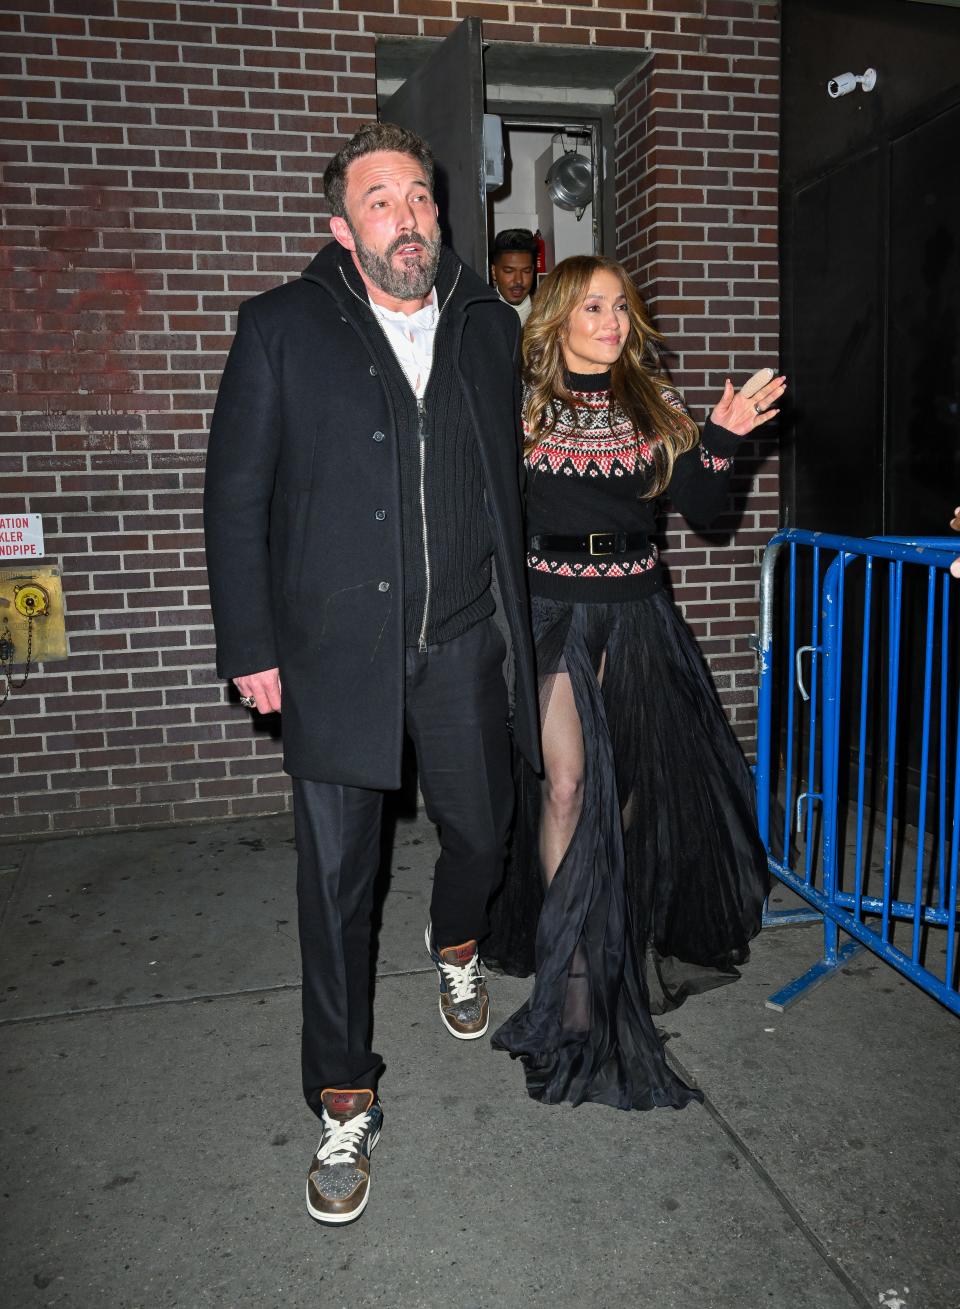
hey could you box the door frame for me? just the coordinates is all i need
[376,35,646,263]
[486,103,615,257]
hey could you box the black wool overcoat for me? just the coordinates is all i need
[204,242,541,787]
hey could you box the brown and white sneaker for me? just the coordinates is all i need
[306,1088,382,1225]
[424,923,489,1040]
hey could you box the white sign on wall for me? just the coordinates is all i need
[0,514,45,559]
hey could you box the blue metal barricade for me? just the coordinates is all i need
[755,529,960,1015]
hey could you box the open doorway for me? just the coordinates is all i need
[375,23,647,278]
[489,119,601,275]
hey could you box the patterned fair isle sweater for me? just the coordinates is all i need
[525,369,742,602]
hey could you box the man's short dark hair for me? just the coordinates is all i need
[491,228,538,262]
[323,121,435,219]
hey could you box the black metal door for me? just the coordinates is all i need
[789,152,885,534]
[887,102,960,534]
[780,0,960,536]
[786,97,960,536]
[380,18,487,277]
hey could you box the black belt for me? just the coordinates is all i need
[529,531,648,557]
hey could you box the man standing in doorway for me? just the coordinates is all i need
[490,228,538,325]
[204,122,539,1226]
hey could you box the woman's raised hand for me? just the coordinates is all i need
[710,373,787,437]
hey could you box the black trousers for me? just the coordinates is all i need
[294,618,514,1115]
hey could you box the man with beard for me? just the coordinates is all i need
[204,122,539,1226]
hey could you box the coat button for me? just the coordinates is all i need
[369,365,377,376]
[372,430,385,442]
[374,509,386,521]
[378,581,390,592]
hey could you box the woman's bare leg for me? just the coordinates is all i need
[539,671,585,886]
[539,653,605,884]
[538,669,590,1032]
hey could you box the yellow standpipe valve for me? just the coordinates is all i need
[13,582,50,618]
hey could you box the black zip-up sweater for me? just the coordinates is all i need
[335,248,495,648]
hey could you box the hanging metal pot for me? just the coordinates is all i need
[545,150,593,212]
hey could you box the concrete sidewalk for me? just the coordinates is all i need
[1,812,956,1309]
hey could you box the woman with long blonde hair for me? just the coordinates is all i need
[487,255,784,1111]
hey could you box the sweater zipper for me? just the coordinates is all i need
[337,264,462,653]
[415,399,431,651]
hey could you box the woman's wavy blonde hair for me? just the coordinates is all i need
[522,255,699,499]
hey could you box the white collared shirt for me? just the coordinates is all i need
[370,292,438,399]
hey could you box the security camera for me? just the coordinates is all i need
[827,72,858,98]
[827,68,877,98]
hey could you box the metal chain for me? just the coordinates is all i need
[0,616,33,707]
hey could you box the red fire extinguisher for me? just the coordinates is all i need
[534,229,547,274]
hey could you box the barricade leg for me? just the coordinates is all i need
[765,917,863,1012]
[762,904,821,926]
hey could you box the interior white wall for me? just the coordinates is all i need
[489,126,595,272]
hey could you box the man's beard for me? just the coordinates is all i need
[350,226,442,300]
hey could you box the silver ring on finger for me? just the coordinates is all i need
[753,401,764,415]
[240,694,257,709]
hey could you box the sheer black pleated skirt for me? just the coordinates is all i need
[487,590,769,1111]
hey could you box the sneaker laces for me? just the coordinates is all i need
[439,954,482,1005]
[316,1110,371,1167]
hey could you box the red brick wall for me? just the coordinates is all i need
[615,3,780,735]
[0,0,780,839]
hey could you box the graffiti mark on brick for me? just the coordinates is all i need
[2,188,153,452]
